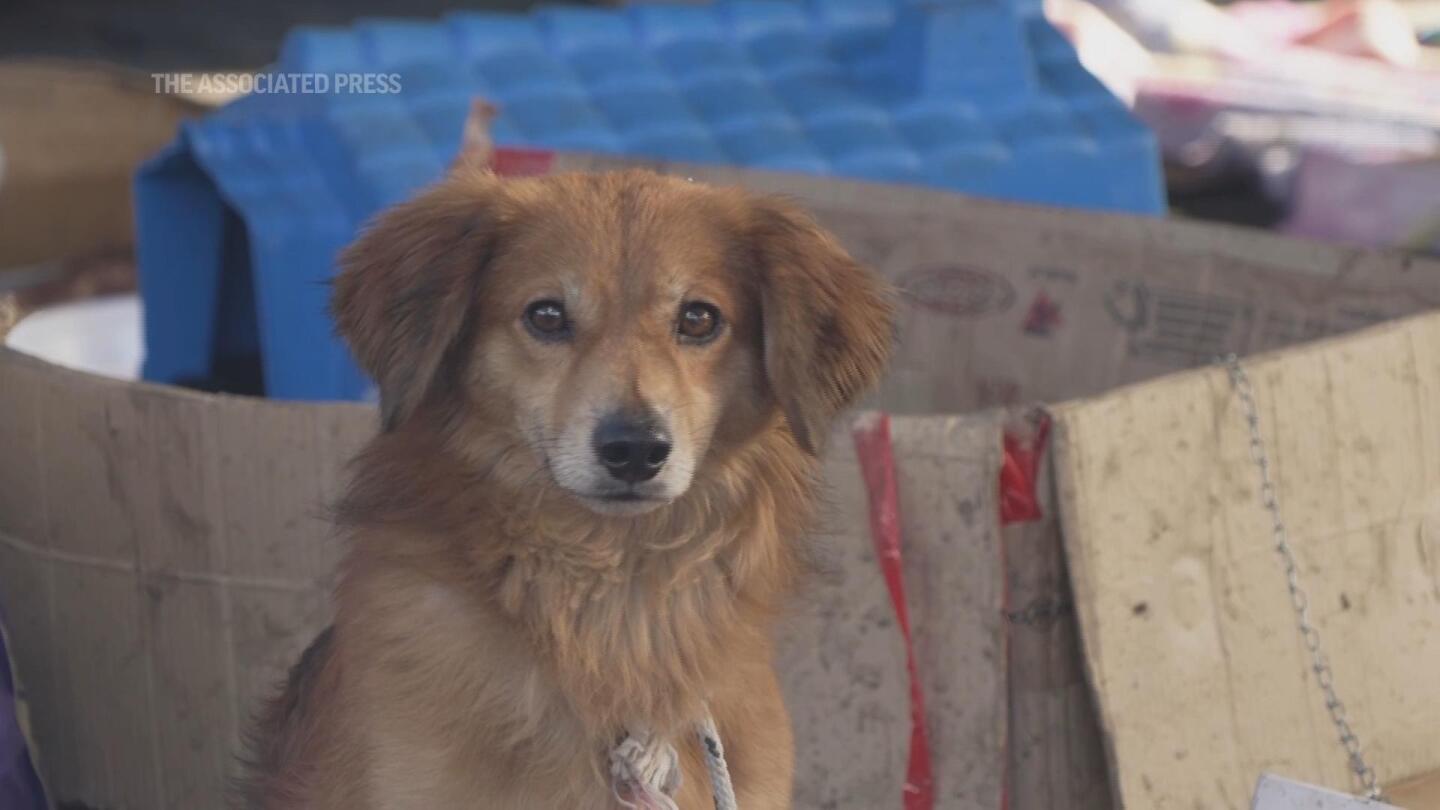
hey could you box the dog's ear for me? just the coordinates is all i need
[750,197,894,455]
[332,169,505,431]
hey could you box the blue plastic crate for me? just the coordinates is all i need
[135,0,1164,401]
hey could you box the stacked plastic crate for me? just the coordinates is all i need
[136,0,1164,401]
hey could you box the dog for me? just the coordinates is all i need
[242,166,894,809]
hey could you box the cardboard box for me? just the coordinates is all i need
[1053,310,1440,808]
[0,346,1006,810]
[3,156,1440,809]
[505,152,1440,416]
[0,61,200,271]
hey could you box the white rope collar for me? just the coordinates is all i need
[608,711,736,810]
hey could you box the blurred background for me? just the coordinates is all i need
[2,0,1436,232]
[0,0,1437,388]
[0,0,582,70]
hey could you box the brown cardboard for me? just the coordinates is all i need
[1000,410,1112,810]
[1052,310,1440,809]
[526,153,1440,414]
[0,60,201,271]
[1392,771,1440,808]
[785,414,1008,810]
[0,343,1008,809]
[893,414,1007,809]
[0,348,374,808]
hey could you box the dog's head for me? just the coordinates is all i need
[333,168,892,516]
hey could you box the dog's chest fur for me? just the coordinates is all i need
[321,479,801,807]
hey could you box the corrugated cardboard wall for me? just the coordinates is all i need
[0,345,1008,809]
[544,154,1440,415]
[1053,310,1440,808]
[0,350,373,807]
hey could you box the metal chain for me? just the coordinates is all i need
[1222,355,1383,801]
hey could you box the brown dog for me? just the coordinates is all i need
[242,166,893,809]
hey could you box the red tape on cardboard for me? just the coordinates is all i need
[999,415,1051,525]
[853,414,935,810]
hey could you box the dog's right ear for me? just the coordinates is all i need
[332,168,505,431]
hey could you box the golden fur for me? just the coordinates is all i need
[242,167,893,809]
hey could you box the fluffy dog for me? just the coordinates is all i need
[243,166,893,809]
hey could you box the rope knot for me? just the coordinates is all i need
[608,712,737,810]
[609,727,681,810]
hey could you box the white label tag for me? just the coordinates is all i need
[1253,774,1400,809]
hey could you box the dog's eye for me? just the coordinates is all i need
[677,302,721,343]
[524,300,570,340]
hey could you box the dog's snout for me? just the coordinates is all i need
[593,412,672,484]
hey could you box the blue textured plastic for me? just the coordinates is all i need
[135,0,1164,401]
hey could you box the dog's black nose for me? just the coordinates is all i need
[593,412,671,484]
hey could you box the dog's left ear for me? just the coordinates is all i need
[750,197,895,455]
[332,168,505,430]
